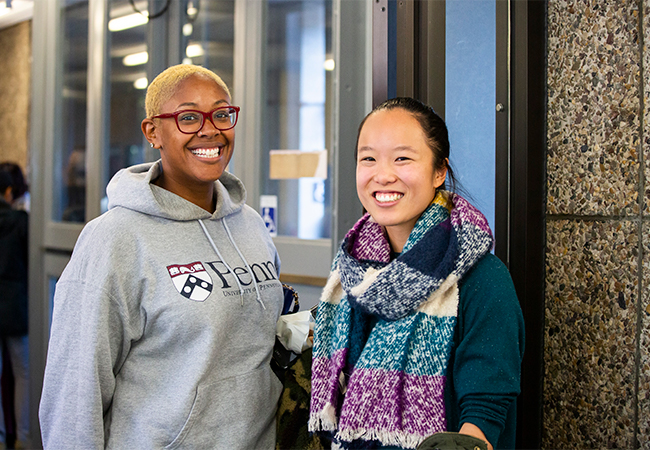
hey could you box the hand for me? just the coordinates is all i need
[458,423,492,450]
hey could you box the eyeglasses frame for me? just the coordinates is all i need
[151,105,241,134]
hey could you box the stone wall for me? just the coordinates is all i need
[545,0,648,447]
[0,21,31,177]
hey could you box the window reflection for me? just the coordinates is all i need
[106,0,149,204]
[262,0,332,239]
[182,0,235,90]
[54,0,88,223]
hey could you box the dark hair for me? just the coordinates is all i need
[0,168,13,195]
[0,162,28,199]
[355,97,458,193]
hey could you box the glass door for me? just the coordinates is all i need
[52,0,89,224]
[445,0,497,233]
[105,0,150,212]
[381,0,508,258]
[261,0,332,241]
[233,0,371,288]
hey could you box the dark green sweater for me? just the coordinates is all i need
[444,253,525,449]
[345,253,524,450]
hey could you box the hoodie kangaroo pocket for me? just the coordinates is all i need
[164,384,206,450]
[164,365,282,450]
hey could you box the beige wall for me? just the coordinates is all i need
[0,20,31,176]
[545,0,648,447]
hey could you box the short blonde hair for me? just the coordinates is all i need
[145,64,231,118]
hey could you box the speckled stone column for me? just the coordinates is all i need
[546,0,645,448]
[0,21,31,170]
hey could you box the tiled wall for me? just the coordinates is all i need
[0,21,31,172]
[545,0,647,447]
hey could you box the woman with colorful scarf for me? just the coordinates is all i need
[309,98,524,450]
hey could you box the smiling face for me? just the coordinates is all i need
[356,108,447,252]
[141,74,235,210]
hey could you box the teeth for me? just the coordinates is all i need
[375,192,403,203]
[191,147,221,158]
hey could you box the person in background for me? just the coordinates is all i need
[61,147,86,222]
[0,166,29,450]
[309,97,525,449]
[39,64,285,449]
[0,163,29,213]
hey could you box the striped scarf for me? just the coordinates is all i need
[309,192,493,449]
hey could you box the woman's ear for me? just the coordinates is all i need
[433,158,449,189]
[141,118,160,149]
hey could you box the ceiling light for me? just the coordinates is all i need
[186,44,204,58]
[123,51,148,66]
[133,77,148,90]
[186,0,198,18]
[109,12,148,32]
[323,59,335,71]
[183,23,193,36]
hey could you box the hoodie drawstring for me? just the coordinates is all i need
[198,218,265,309]
[222,219,266,309]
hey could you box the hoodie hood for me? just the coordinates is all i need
[106,160,268,308]
[106,160,246,221]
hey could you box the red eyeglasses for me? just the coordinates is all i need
[151,106,240,134]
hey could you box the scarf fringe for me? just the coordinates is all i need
[337,427,428,450]
[309,403,338,432]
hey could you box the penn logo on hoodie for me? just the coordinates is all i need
[167,262,213,302]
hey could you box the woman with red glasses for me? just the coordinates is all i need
[40,65,285,449]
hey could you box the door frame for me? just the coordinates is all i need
[380,0,547,447]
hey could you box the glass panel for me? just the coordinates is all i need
[262,0,333,239]
[445,0,496,231]
[104,0,150,212]
[182,0,235,91]
[53,0,89,223]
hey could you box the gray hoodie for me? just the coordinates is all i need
[40,161,284,449]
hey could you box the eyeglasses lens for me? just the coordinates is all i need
[177,111,202,133]
[212,108,237,129]
[175,108,238,133]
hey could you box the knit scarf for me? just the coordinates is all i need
[309,192,493,449]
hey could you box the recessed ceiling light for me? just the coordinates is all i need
[186,44,204,58]
[123,51,148,66]
[108,12,148,32]
[134,77,148,90]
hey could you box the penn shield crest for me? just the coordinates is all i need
[167,261,213,302]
